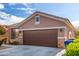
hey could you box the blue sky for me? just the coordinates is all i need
[0,3,79,27]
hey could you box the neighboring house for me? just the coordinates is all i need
[9,11,75,48]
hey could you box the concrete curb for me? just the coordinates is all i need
[55,49,65,56]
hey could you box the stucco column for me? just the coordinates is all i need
[17,30,23,44]
[57,28,66,48]
[8,27,12,44]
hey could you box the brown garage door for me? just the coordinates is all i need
[23,29,57,47]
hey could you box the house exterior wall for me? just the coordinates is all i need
[9,13,75,48]
[19,14,66,29]
[18,14,68,48]
[9,28,23,44]
[66,26,75,39]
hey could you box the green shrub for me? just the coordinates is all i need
[73,39,79,43]
[65,39,79,56]
[66,29,79,56]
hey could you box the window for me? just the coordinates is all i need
[11,29,16,39]
[35,16,40,24]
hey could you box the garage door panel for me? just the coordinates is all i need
[23,29,57,47]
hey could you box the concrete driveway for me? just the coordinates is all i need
[0,45,65,56]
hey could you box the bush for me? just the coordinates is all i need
[73,39,79,43]
[65,43,79,56]
[65,29,79,56]
[65,39,79,56]
[0,39,5,46]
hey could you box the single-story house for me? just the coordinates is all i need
[9,11,76,48]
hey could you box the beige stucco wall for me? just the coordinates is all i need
[58,39,65,48]
[17,31,23,44]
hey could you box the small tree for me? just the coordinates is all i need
[76,29,79,38]
[0,26,6,46]
[0,26,6,35]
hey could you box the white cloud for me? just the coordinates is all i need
[0,4,4,9]
[8,15,24,25]
[25,7,34,14]
[16,8,26,10]
[26,8,34,11]
[71,20,79,27]
[17,7,34,11]
[0,4,34,25]
[21,3,35,14]
[22,3,28,7]
[0,12,10,19]
[9,3,34,14]
[8,3,16,6]
[16,7,34,14]
[0,20,5,25]
[0,11,24,25]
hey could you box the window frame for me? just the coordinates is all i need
[35,16,40,24]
